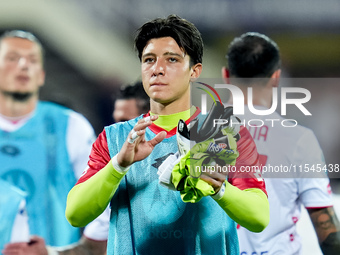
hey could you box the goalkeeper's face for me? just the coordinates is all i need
[141,36,202,107]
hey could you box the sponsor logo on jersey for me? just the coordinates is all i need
[0,145,20,157]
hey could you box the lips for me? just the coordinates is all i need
[150,81,167,86]
[16,75,30,83]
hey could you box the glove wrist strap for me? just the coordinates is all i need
[211,181,226,200]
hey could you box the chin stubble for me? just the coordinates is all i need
[2,91,35,102]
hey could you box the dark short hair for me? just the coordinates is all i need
[226,32,280,78]
[0,30,45,65]
[134,14,203,66]
[117,81,150,114]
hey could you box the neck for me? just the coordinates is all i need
[151,106,195,131]
[150,92,191,115]
[0,91,38,118]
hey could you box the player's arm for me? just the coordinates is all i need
[294,130,340,253]
[65,128,120,227]
[66,116,166,227]
[66,156,126,227]
[215,184,268,233]
[207,168,269,233]
[308,207,340,254]
[206,127,269,232]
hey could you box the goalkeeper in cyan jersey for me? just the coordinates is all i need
[65,15,269,255]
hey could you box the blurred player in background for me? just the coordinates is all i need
[65,14,269,255]
[3,81,149,255]
[222,32,340,254]
[0,30,95,247]
[112,80,149,122]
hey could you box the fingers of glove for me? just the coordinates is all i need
[221,115,241,139]
[177,120,191,155]
[177,119,190,139]
[197,102,224,141]
[188,118,200,141]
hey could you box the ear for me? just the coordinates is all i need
[190,63,203,82]
[221,67,230,84]
[270,69,281,88]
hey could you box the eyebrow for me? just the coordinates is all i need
[164,52,184,58]
[142,51,185,59]
[6,50,40,56]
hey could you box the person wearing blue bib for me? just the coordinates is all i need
[65,15,270,255]
[0,30,95,249]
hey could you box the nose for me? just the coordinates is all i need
[17,57,29,69]
[152,59,165,76]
